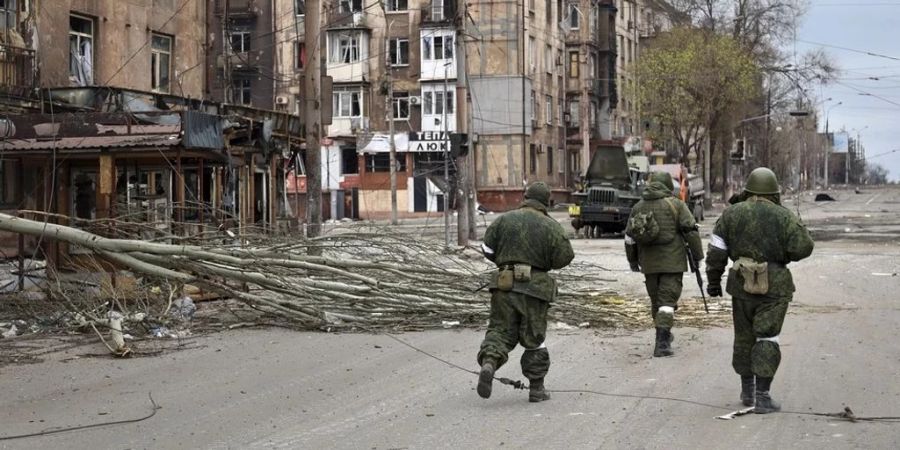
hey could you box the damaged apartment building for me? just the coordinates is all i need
[270,0,618,217]
[0,0,299,268]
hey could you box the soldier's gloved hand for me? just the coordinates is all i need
[707,283,722,297]
[630,263,641,273]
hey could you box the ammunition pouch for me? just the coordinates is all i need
[497,264,535,291]
[734,257,769,295]
[497,269,514,291]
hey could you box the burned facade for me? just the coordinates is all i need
[0,1,299,266]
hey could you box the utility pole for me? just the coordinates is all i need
[443,64,450,248]
[455,8,469,246]
[304,0,323,241]
[382,14,399,226]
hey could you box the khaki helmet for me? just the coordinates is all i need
[744,167,781,195]
[525,181,551,206]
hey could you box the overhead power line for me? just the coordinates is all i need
[796,38,900,62]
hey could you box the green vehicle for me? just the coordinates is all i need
[569,144,645,238]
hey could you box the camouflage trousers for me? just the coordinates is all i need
[731,296,790,378]
[644,273,683,328]
[477,290,550,381]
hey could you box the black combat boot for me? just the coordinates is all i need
[653,328,674,357]
[477,360,495,399]
[528,378,551,403]
[740,375,755,407]
[753,376,781,413]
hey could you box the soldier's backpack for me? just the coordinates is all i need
[625,198,680,245]
[625,211,660,244]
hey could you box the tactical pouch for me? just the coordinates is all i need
[497,269,514,291]
[513,264,532,282]
[736,257,769,295]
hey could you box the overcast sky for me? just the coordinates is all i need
[797,1,900,182]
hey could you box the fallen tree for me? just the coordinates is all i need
[0,213,729,333]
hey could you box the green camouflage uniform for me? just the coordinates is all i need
[477,195,574,383]
[625,174,704,328]
[706,195,814,378]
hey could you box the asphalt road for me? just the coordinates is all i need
[1,187,900,449]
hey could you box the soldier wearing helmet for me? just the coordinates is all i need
[706,167,814,413]
[477,182,574,403]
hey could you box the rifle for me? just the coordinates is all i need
[685,244,709,313]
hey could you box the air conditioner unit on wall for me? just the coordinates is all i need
[275,96,289,105]
[408,95,422,105]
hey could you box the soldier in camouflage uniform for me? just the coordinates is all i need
[477,181,575,402]
[625,172,704,357]
[706,167,814,413]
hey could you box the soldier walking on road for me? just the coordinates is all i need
[706,167,814,413]
[625,172,704,357]
[477,182,575,403]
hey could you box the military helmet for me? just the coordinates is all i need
[649,171,675,192]
[744,167,781,195]
[525,181,552,206]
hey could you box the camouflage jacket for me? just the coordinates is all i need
[706,195,814,299]
[625,182,703,273]
[483,199,575,302]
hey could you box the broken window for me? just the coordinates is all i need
[230,21,252,53]
[567,4,579,30]
[547,146,554,175]
[69,14,94,86]
[72,171,97,221]
[329,31,362,63]
[233,78,251,105]
[389,38,409,66]
[341,147,359,174]
[151,33,172,93]
[365,153,407,172]
[386,0,407,11]
[339,0,362,13]
[393,92,410,120]
[295,0,305,15]
[422,87,453,115]
[332,89,362,118]
[529,144,537,174]
[422,33,454,61]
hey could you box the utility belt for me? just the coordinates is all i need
[497,263,546,291]
[732,258,787,295]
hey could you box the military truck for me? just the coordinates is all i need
[569,144,644,237]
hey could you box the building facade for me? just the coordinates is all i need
[0,0,299,265]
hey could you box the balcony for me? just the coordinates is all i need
[0,44,36,93]
[421,0,456,24]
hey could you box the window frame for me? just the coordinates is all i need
[329,31,364,64]
[545,95,553,125]
[385,0,408,12]
[233,78,252,105]
[339,0,363,14]
[422,33,454,62]
[69,13,95,83]
[422,87,455,116]
[568,4,580,30]
[150,32,173,93]
[530,90,536,123]
[295,0,305,16]
[568,51,579,78]
[295,41,307,69]
[389,38,410,66]
[333,89,363,118]
[392,92,411,120]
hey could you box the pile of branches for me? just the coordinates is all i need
[0,213,730,332]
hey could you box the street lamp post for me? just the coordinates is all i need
[824,101,842,189]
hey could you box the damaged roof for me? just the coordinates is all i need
[0,134,181,152]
